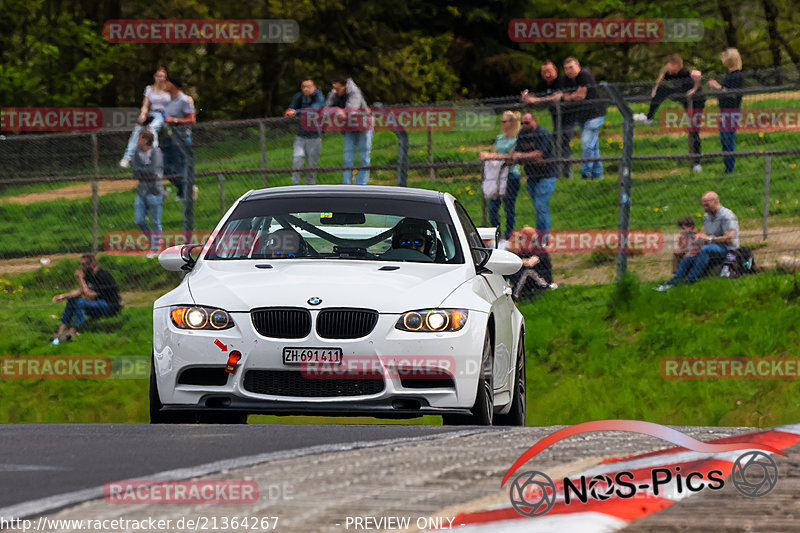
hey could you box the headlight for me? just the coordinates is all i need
[171,306,234,330]
[395,309,468,332]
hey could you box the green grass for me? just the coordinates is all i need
[2,257,799,426]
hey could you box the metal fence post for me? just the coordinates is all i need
[90,133,100,254]
[218,173,225,217]
[259,120,268,188]
[394,129,409,186]
[427,128,435,183]
[168,125,195,234]
[601,82,633,279]
[763,155,771,240]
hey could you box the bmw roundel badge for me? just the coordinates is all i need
[308,297,322,305]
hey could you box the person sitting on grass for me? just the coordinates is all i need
[672,215,703,273]
[656,191,739,291]
[51,254,121,345]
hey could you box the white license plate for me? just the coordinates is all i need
[282,347,343,365]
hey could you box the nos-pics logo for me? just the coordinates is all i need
[503,420,783,517]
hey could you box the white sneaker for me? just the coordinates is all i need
[119,157,131,168]
[633,113,652,125]
[692,164,702,173]
[146,251,159,259]
[654,282,675,292]
[548,283,559,290]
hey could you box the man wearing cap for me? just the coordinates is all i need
[160,75,196,201]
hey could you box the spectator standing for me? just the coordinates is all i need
[132,130,164,258]
[479,110,522,248]
[634,54,705,172]
[50,254,121,345]
[285,78,325,185]
[656,191,739,290]
[707,48,744,174]
[561,58,607,180]
[160,75,196,201]
[511,113,557,237]
[522,60,574,178]
[325,76,373,185]
[120,67,170,168]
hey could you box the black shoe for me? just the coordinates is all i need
[581,174,591,180]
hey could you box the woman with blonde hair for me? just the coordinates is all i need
[707,48,743,174]
[479,110,522,248]
[120,67,170,168]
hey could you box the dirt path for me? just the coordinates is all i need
[0,180,138,205]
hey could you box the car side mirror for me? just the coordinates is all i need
[158,244,203,271]
[473,248,522,276]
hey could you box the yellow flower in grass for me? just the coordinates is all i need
[459,145,466,152]
[653,207,660,212]
[791,164,797,169]
[758,132,765,138]
[696,213,702,217]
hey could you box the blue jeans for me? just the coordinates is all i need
[719,111,740,174]
[61,298,113,329]
[670,244,728,283]
[526,176,557,233]
[123,112,165,160]
[488,172,522,240]
[134,194,163,250]
[342,130,374,184]
[579,115,605,178]
[161,134,192,198]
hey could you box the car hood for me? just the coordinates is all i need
[186,259,471,313]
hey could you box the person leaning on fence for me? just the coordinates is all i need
[50,254,122,345]
[160,75,196,201]
[120,66,170,169]
[521,60,574,178]
[509,113,557,239]
[479,110,522,249]
[656,191,739,291]
[707,48,744,174]
[325,75,373,185]
[133,129,164,258]
[285,77,324,185]
[634,54,705,172]
[672,215,703,273]
[561,57,606,180]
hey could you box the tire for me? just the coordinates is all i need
[149,356,196,424]
[495,333,526,426]
[443,331,494,426]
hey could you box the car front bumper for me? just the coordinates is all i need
[153,307,488,416]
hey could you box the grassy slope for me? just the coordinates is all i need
[1,257,798,426]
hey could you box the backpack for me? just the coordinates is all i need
[720,247,755,279]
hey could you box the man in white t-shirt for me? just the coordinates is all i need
[160,75,196,201]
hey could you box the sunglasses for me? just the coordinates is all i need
[399,238,424,248]
[521,121,532,125]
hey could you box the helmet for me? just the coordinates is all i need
[391,218,436,260]
[263,228,308,258]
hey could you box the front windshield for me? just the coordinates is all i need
[204,196,464,264]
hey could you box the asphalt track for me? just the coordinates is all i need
[0,424,460,514]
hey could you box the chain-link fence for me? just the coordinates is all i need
[2,66,800,295]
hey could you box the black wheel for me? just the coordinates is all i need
[443,331,494,426]
[149,357,196,424]
[495,333,526,426]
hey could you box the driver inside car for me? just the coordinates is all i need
[261,228,308,258]
[385,218,437,261]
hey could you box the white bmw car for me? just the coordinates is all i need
[151,185,526,425]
